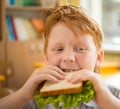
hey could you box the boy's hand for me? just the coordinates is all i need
[67,69,116,109]
[19,65,66,101]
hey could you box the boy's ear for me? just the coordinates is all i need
[96,49,104,65]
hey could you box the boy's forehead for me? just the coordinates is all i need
[49,22,80,36]
[47,22,96,48]
[48,22,93,40]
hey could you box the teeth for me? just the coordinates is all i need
[64,69,77,72]
[70,69,74,72]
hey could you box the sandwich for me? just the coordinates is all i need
[40,72,83,97]
[35,72,95,109]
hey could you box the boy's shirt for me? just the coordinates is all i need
[22,85,120,109]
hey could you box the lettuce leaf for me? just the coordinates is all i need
[34,81,95,109]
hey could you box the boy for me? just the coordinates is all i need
[0,5,120,109]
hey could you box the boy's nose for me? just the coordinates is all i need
[62,52,75,63]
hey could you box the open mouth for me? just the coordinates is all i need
[59,65,80,72]
[62,69,80,72]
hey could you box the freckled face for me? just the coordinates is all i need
[46,23,98,71]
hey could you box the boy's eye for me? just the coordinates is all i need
[74,47,86,52]
[54,47,63,51]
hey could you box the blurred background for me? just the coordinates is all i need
[0,0,120,98]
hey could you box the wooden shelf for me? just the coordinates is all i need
[6,39,44,89]
[0,1,46,89]
[6,6,50,11]
[5,6,50,19]
[0,0,5,41]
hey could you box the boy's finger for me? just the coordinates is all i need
[46,64,66,76]
[46,69,66,80]
[38,73,60,83]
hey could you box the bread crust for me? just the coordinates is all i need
[40,72,83,97]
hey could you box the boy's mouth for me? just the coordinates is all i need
[59,65,80,72]
[62,69,80,72]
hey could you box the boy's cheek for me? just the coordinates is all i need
[47,56,60,65]
[79,61,96,71]
[80,56,97,70]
